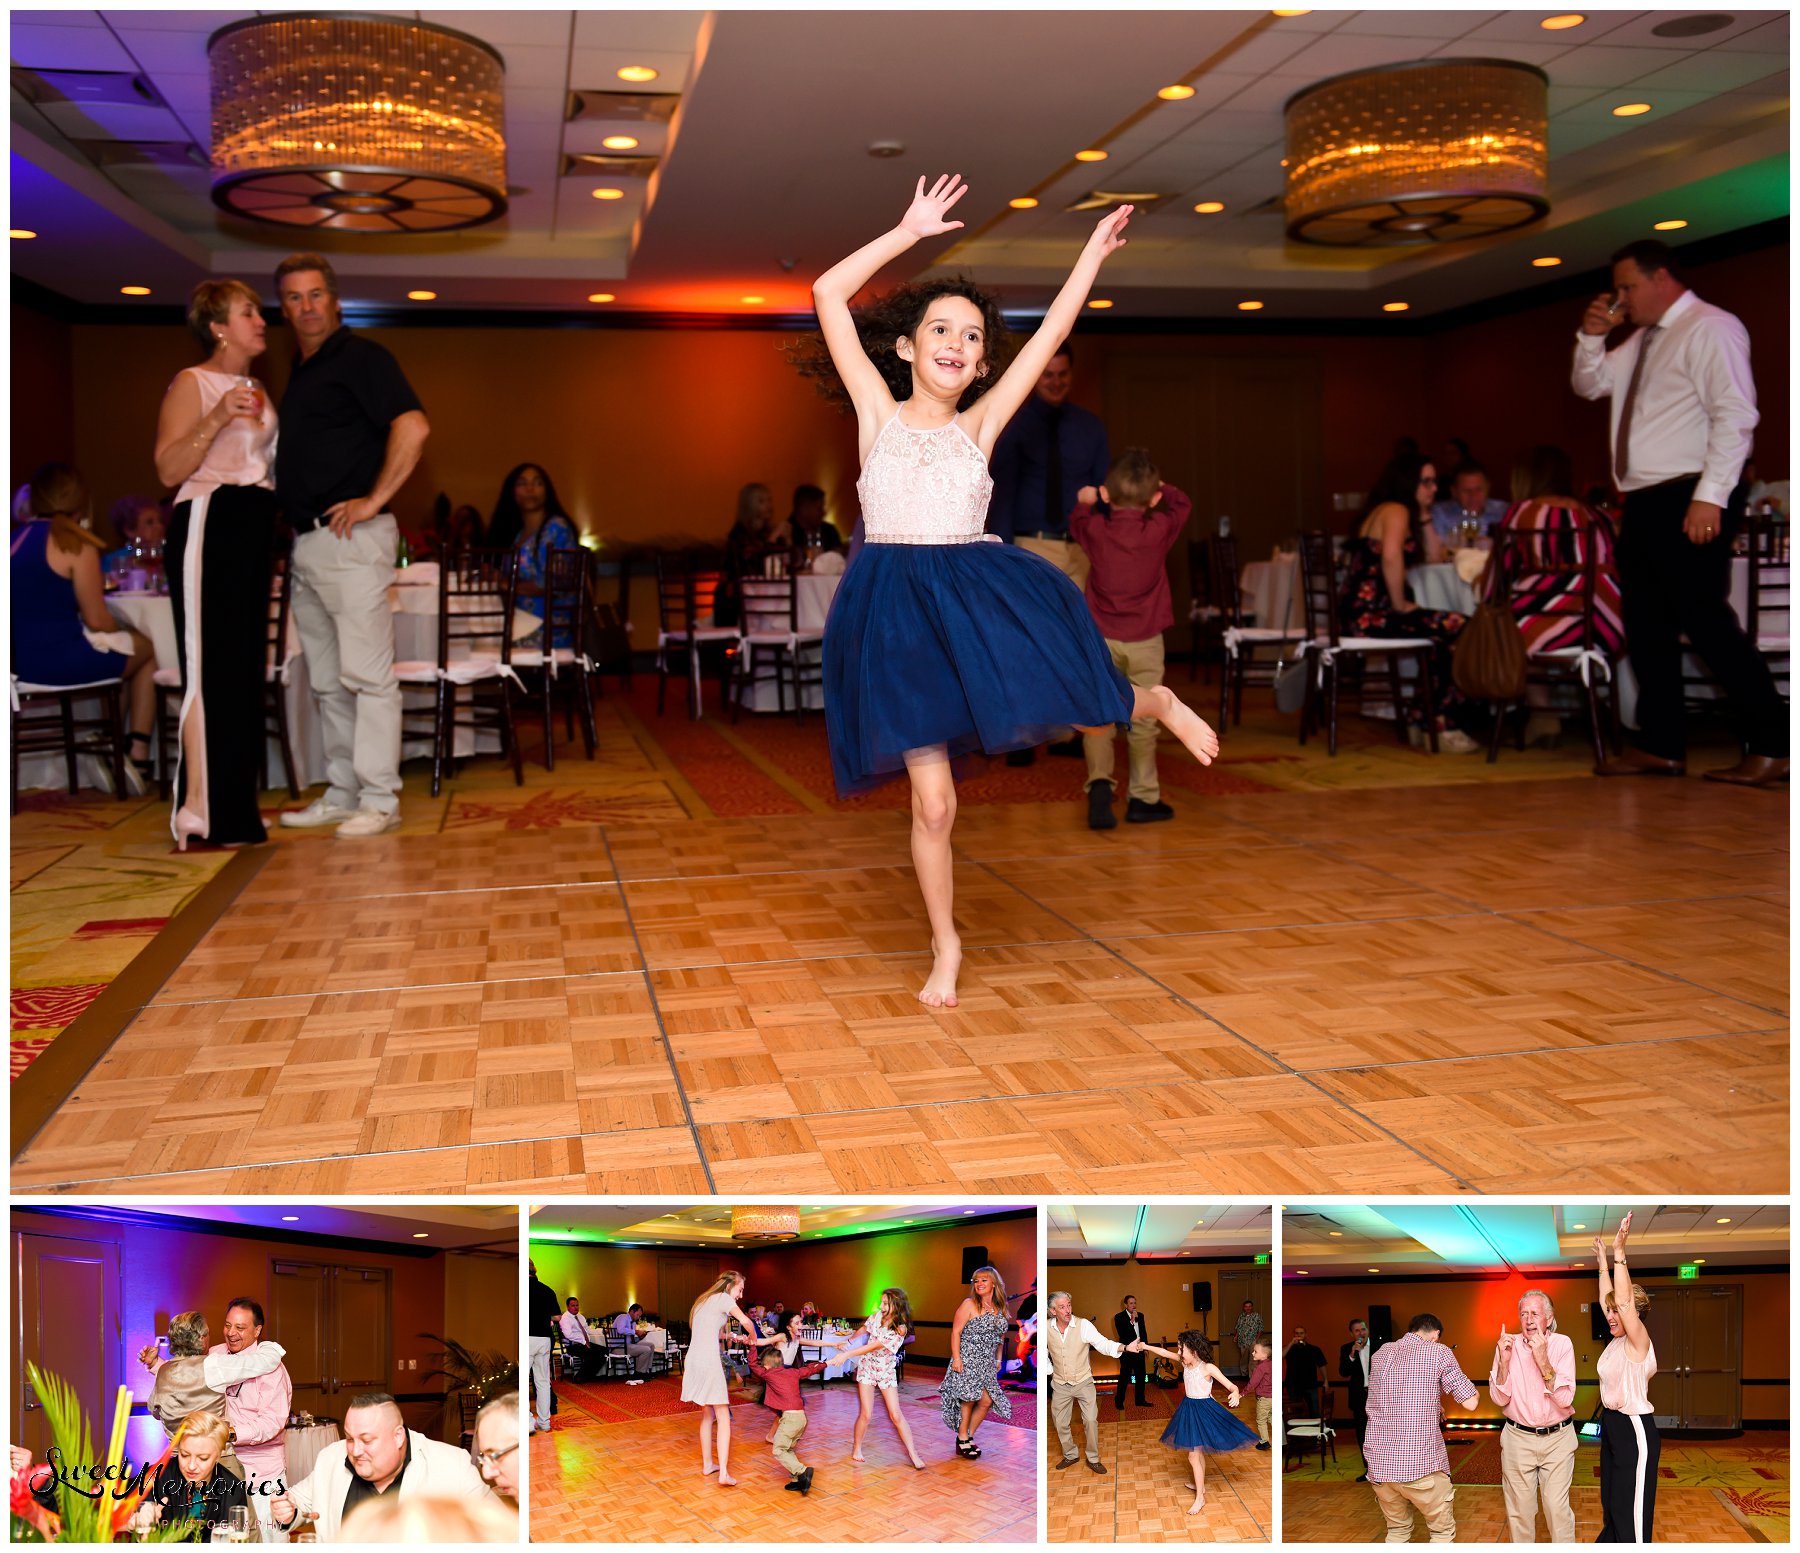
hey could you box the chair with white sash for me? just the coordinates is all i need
[1214,534,1306,726]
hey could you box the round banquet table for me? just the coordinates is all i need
[281,1418,342,1488]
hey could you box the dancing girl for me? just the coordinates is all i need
[811,174,1221,1008]
[680,1271,762,1488]
[939,1264,1013,1459]
[845,1288,927,1469]
[1594,1213,1659,1542]
[1139,1331,1258,1516]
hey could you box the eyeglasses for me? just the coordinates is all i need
[476,1444,519,1466]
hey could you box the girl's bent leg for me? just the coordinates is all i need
[882,1386,926,1468]
[1133,685,1220,766]
[904,747,960,1007]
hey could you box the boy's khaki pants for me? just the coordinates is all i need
[771,1409,808,1475]
[1083,635,1165,803]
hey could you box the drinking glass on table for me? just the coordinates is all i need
[228,1505,252,1542]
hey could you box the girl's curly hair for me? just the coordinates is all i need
[787,275,1013,414]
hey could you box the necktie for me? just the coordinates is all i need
[1044,405,1065,532]
[1613,324,1659,482]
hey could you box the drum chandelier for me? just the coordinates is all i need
[731,1206,802,1241]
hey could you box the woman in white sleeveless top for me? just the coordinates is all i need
[1594,1213,1659,1542]
[152,279,279,849]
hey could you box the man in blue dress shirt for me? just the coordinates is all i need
[1428,463,1508,546]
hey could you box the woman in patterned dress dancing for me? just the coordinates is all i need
[939,1264,1013,1459]
[812,175,1221,1010]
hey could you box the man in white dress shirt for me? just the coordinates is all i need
[1573,238,1786,787]
[1045,1291,1142,1474]
[559,1298,599,1381]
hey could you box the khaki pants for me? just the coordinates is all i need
[1500,1421,1577,1542]
[1254,1395,1272,1444]
[771,1409,808,1474]
[1050,1377,1101,1462]
[1372,1473,1456,1543]
[1083,635,1164,802]
[1016,534,1091,592]
[290,515,402,812]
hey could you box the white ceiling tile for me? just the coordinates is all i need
[1730,14,1790,48]
[1630,51,1789,93]
[1546,119,1631,156]
[495,43,574,89]
[1182,109,1286,149]
[1211,73,1315,114]
[418,11,573,50]
[1335,10,1500,39]
[13,8,106,26]
[1280,33,1459,76]
[571,11,705,51]
[98,11,257,34]
[1597,10,1786,50]
[11,24,137,70]
[1207,27,1322,76]
[149,71,210,109]
[39,99,188,140]
[1430,38,1567,66]
[1543,44,1685,88]
[1457,12,1638,47]
[1547,83,1605,113]
[109,29,211,72]
[1553,87,1715,123]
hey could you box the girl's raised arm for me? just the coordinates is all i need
[964,205,1132,454]
[813,175,969,444]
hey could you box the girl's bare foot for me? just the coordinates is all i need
[702,1463,716,1476]
[718,1472,737,1488]
[850,1452,867,1463]
[1188,1497,1206,1516]
[919,936,961,1008]
[1147,685,1220,766]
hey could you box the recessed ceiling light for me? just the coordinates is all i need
[1328,1231,1343,1237]
[1088,298,1114,309]
[1716,1217,1732,1224]
[1383,301,1409,313]
[1075,149,1108,163]
[741,294,766,305]
[1572,1223,1586,1230]
[1694,1257,1706,1264]
[1271,7,1312,13]
[616,65,659,83]
[1009,196,1039,209]
[602,135,640,151]
[1654,218,1688,231]
[412,1232,429,1238]
[1612,102,1653,117]
[1237,300,1264,311]
[587,293,615,302]
[1368,1267,1380,1273]
[407,290,437,301]
[1158,85,1196,101]
[1296,1269,1309,1275]
[120,285,151,296]
[963,1209,974,1214]
[1541,13,1586,29]
[281,1215,299,1222]
[1532,256,1562,267]
[591,187,626,201]
[1193,201,1225,214]
[11,229,37,239]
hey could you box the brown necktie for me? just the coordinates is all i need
[1613,324,1659,482]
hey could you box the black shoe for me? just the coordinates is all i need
[784,1477,804,1493]
[799,1466,814,1494]
[1005,748,1036,767]
[1085,1458,1108,1474]
[1087,783,1117,830]
[1255,1442,1270,1452]
[1126,798,1175,824]
[1354,1473,1367,1482]
[1047,736,1084,757]
[1055,1455,1081,1470]
[1135,1394,1149,1408]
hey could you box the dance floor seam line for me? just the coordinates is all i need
[599,826,717,1194]
[969,858,1478,1193]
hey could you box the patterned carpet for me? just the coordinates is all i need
[5,670,1721,1080]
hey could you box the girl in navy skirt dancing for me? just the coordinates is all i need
[1140,1330,1257,1515]
[811,174,1220,1009]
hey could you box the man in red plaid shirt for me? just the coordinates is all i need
[1363,1312,1481,1542]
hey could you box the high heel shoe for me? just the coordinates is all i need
[173,807,207,852]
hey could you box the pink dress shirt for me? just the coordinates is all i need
[207,1341,292,1490]
[1488,1331,1576,1425]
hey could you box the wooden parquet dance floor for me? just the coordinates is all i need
[1047,1402,1271,1543]
[12,769,1786,1193]
[1281,1433,1780,1543]
[529,1373,1035,1543]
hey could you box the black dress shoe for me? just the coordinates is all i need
[1126,798,1175,823]
[1085,1458,1108,1474]
[1355,1473,1367,1482]
[1005,748,1037,767]
[784,1477,804,1493]
[1703,754,1789,788]
[1255,1442,1270,1452]
[1048,736,1084,757]
[1056,1455,1081,1470]
[799,1466,814,1494]
[1087,784,1117,830]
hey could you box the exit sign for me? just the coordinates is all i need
[1678,1264,1699,1280]
[1254,1253,1270,1265]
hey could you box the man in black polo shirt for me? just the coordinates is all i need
[273,253,429,838]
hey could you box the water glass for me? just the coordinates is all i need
[229,1505,251,1540]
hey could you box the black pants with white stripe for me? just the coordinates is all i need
[1596,1406,1660,1542]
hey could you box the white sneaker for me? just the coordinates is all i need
[336,806,401,837]
[1437,728,1483,755]
[280,797,357,828]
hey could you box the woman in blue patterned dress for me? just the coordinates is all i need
[939,1264,1013,1458]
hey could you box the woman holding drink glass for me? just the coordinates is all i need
[152,279,280,850]
[136,1411,256,1540]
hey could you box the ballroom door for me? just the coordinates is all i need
[658,1256,723,1338]
[1643,1283,1741,1429]
[270,1260,392,1419]
[1218,1266,1273,1373]
[13,1231,122,1461]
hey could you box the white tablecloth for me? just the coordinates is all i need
[1240,553,1303,630]
[798,1336,861,1381]
[734,573,839,712]
[282,1420,341,1487]
[1406,563,1479,615]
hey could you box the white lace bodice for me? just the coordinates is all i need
[855,411,994,544]
[1182,1364,1215,1401]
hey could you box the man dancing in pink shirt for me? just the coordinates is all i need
[1489,1290,1577,1542]
[208,1298,292,1530]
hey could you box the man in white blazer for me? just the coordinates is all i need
[269,1393,489,1540]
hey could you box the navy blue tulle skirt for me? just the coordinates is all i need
[1160,1396,1259,1453]
[823,541,1135,797]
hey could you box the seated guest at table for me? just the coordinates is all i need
[1429,461,1508,548]
[13,463,159,784]
[489,462,578,648]
[105,493,168,575]
[451,504,486,553]
[473,1391,521,1512]
[1342,453,1480,753]
[641,1312,669,1353]
[1494,444,1626,662]
[787,485,843,553]
[138,1310,288,1477]
[716,481,778,627]
[136,1411,253,1541]
[152,278,280,849]
[559,1297,600,1379]
[612,1304,655,1374]
[270,1392,491,1540]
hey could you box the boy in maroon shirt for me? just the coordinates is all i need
[1245,1336,1274,1450]
[1070,448,1193,829]
[745,1341,832,1494]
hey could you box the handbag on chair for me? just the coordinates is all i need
[1451,603,1528,700]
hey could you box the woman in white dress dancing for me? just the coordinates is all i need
[681,1271,762,1487]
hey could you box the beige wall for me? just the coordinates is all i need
[1053,1260,1264,1378]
